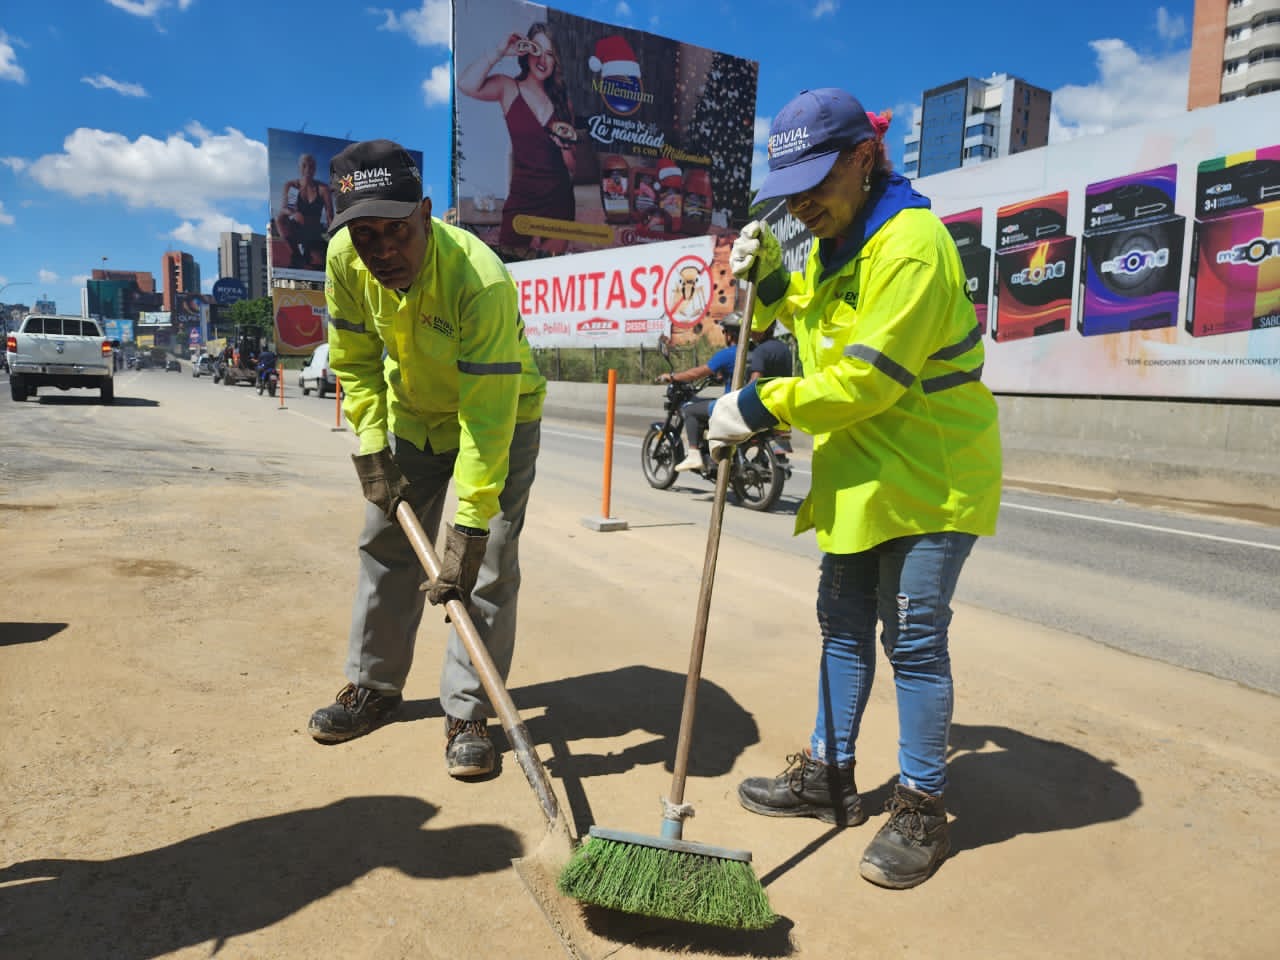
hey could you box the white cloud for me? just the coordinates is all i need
[26,124,268,222]
[105,0,193,17]
[72,274,91,285]
[171,212,254,251]
[1156,6,1186,43]
[751,117,771,190]
[38,269,60,284]
[0,30,26,84]
[615,2,632,19]
[422,63,451,106]
[373,0,451,47]
[1049,39,1189,142]
[812,0,838,17]
[753,116,771,147]
[1,156,27,172]
[82,74,149,98]
[0,199,13,225]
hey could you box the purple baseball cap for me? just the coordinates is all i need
[753,88,876,206]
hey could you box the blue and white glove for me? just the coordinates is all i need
[729,220,783,282]
[707,383,779,461]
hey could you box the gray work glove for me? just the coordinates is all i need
[352,448,410,520]
[424,524,489,609]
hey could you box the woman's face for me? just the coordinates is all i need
[299,155,316,179]
[785,146,872,239]
[528,32,556,81]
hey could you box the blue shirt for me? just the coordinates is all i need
[706,345,737,394]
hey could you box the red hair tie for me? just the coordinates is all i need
[866,109,893,139]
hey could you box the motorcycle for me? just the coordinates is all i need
[256,365,279,396]
[642,342,791,511]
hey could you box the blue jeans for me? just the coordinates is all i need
[810,532,977,797]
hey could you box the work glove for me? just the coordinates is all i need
[707,382,779,461]
[729,220,783,282]
[424,524,489,610]
[352,448,410,520]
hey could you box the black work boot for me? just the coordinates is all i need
[737,750,866,826]
[859,783,950,889]
[308,683,402,743]
[445,715,495,778]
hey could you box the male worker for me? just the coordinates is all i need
[307,139,547,780]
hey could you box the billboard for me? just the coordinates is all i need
[761,96,1279,402]
[452,0,758,263]
[212,277,249,305]
[271,287,329,356]
[267,130,427,284]
[507,235,720,347]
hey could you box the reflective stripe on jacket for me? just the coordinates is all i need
[325,220,546,528]
[753,206,1002,553]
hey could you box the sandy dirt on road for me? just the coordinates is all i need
[1,396,1278,959]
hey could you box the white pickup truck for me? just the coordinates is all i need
[5,314,119,403]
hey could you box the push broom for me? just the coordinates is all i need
[557,281,777,930]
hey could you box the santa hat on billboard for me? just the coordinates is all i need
[589,35,641,78]
[658,159,682,184]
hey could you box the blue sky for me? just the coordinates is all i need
[1,0,1195,313]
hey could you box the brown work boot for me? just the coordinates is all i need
[445,715,495,778]
[737,750,866,826]
[859,783,950,889]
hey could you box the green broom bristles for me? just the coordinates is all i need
[558,834,777,930]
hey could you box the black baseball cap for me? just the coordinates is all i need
[328,139,423,236]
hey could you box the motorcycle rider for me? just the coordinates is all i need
[655,316,743,473]
[256,344,279,391]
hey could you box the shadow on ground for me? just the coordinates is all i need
[0,796,522,960]
[0,622,67,647]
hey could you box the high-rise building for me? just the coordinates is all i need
[217,232,269,300]
[1188,0,1280,108]
[93,268,155,293]
[161,251,200,311]
[903,74,1052,180]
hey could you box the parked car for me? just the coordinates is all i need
[166,358,182,372]
[298,343,337,397]
[192,354,216,378]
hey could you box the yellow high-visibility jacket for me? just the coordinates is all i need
[752,204,1002,554]
[325,220,545,529]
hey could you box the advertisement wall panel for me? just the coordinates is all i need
[452,0,757,263]
[507,235,715,347]
[271,288,329,356]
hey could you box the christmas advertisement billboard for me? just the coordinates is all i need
[452,0,758,263]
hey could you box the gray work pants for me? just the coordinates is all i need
[342,419,540,721]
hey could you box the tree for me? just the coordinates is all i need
[226,297,273,330]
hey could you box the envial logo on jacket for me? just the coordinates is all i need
[1078,165,1186,337]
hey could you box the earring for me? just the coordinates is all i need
[862,174,871,193]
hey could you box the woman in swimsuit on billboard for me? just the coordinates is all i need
[458,22,577,258]
[275,153,335,270]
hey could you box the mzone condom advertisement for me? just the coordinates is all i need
[916,95,1279,401]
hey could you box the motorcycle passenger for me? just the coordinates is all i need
[655,316,743,473]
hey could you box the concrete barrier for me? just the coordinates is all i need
[543,381,1280,515]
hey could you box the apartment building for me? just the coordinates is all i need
[903,74,1052,180]
[161,251,201,312]
[1188,0,1280,107]
[217,231,269,301]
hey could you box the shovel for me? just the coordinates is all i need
[393,503,590,954]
